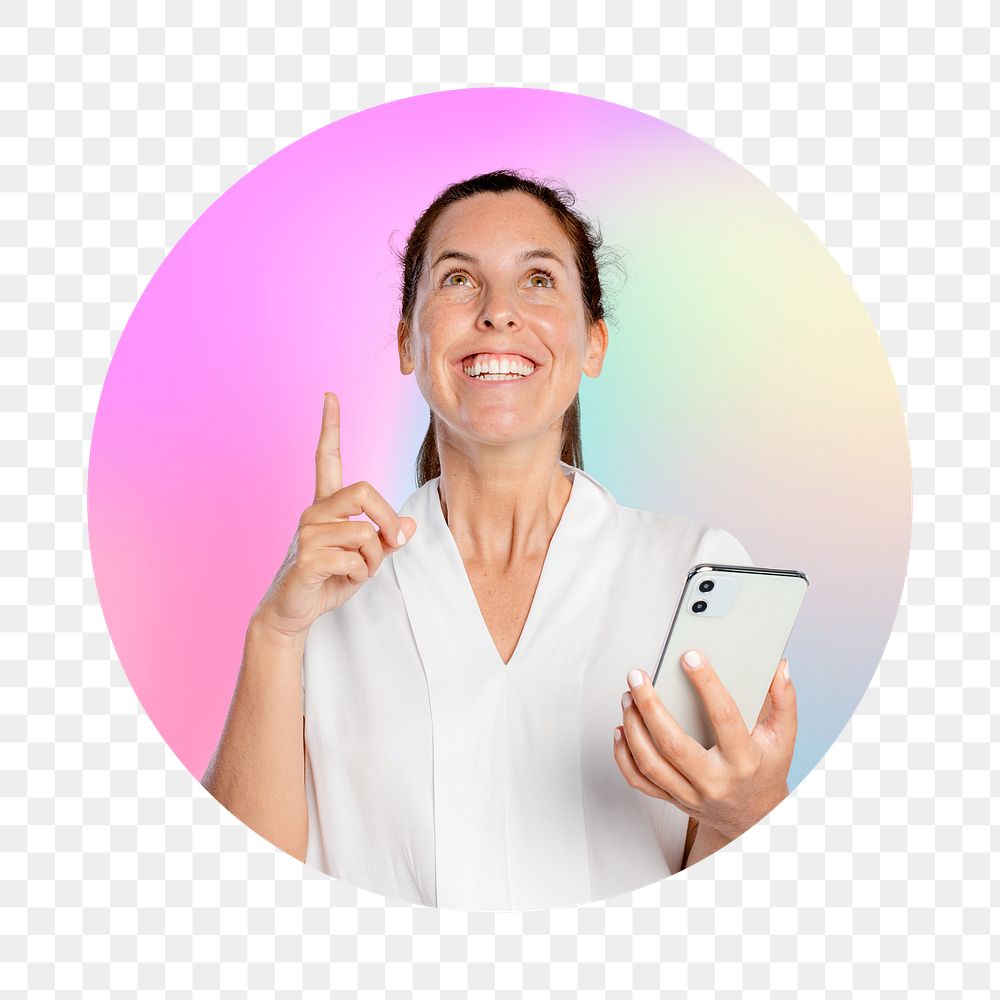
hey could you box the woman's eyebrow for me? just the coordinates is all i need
[430,248,567,270]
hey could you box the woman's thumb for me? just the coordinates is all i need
[763,658,797,740]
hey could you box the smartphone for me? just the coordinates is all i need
[650,563,809,749]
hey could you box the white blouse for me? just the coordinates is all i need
[302,461,752,911]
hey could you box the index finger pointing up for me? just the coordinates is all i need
[314,392,343,503]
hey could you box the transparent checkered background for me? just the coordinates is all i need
[1,1,995,995]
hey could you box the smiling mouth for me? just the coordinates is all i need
[459,355,539,382]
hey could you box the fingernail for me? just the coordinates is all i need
[627,668,643,689]
[396,529,407,545]
[782,660,790,681]
[613,728,622,742]
[683,650,702,670]
[621,691,632,710]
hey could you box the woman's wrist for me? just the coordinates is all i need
[248,611,308,653]
[684,822,735,867]
[684,782,791,868]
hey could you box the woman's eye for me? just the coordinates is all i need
[440,268,555,288]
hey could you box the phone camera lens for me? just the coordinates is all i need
[698,580,714,593]
[692,600,707,613]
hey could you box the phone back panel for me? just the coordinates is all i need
[650,564,808,749]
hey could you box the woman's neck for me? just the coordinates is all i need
[436,448,573,568]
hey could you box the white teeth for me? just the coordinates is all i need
[462,354,536,378]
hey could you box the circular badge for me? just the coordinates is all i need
[88,87,910,909]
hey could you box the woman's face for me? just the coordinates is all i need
[398,190,608,452]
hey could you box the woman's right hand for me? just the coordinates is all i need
[253,391,417,641]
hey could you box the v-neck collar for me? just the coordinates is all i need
[427,463,580,671]
[391,461,618,679]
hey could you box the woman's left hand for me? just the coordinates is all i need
[612,650,796,845]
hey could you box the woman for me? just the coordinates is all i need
[202,169,796,911]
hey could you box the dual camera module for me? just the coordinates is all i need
[692,578,714,614]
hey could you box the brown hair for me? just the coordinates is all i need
[393,168,621,487]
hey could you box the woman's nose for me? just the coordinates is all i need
[477,288,521,329]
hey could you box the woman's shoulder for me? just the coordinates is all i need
[613,501,753,566]
[570,465,753,564]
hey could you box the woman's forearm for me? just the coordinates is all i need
[201,616,308,862]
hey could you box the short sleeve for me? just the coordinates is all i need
[699,525,754,567]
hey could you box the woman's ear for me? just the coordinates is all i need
[583,318,609,378]
[398,320,414,375]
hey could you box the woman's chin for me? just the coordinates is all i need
[448,419,564,451]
